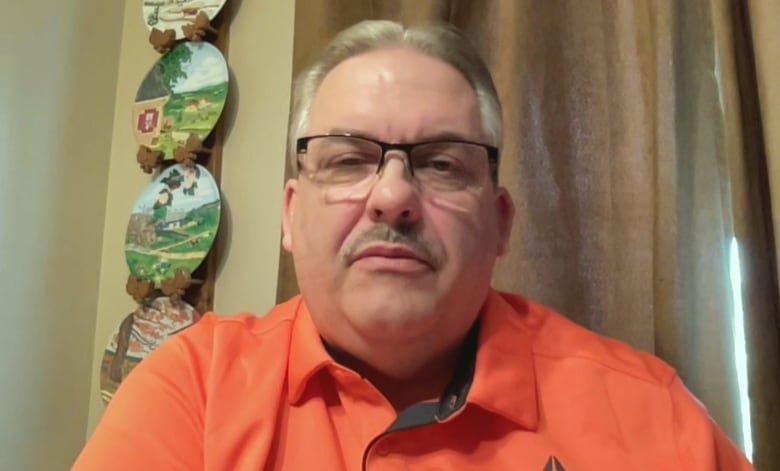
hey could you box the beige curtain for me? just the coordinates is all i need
[276,1,780,467]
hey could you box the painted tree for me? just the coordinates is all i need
[158,43,194,94]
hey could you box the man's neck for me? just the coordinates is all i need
[325,323,479,412]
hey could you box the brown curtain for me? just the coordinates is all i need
[276,1,780,467]
[740,0,780,468]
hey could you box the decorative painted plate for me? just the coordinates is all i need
[100,297,200,404]
[125,163,220,287]
[143,0,227,40]
[132,41,228,160]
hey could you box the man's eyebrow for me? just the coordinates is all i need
[324,128,475,143]
[326,128,376,139]
[416,131,474,142]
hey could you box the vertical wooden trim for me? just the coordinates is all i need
[186,4,232,314]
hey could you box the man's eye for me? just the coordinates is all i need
[429,159,456,172]
[325,153,375,167]
[417,156,462,173]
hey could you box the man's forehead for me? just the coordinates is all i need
[318,46,470,92]
[322,127,476,143]
[307,47,482,142]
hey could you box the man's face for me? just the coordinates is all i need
[282,47,514,354]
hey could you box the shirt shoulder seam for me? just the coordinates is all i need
[532,349,676,386]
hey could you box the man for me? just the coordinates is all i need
[74,20,754,470]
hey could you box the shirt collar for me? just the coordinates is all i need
[286,290,540,431]
[466,289,540,430]
[287,297,333,404]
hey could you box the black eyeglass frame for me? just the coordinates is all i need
[295,133,500,181]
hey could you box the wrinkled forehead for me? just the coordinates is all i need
[308,47,484,143]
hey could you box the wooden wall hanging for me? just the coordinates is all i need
[100,0,233,404]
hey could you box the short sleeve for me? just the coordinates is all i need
[72,315,216,471]
[669,375,755,471]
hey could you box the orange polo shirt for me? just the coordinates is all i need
[74,290,753,470]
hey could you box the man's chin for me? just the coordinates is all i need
[345,271,438,296]
[343,299,440,338]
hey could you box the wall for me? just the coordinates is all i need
[0,0,123,469]
[85,0,295,434]
[212,0,295,315]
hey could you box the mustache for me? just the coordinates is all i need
[344,223,441,267]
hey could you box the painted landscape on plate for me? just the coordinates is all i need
[125,164,220,287]
[100,298,200,403]
[132,41,228,159]
[143,0,227,39]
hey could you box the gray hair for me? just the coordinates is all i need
[287,20,503,176]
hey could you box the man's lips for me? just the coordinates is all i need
[349,245,433,270]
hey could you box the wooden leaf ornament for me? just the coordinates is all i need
[149,28,177,54]
[182,11,218,41]
[136,146,163,174]
[126,275,154,304]
[160,268,192,301]
[173,133,211,166]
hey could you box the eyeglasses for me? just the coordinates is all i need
[296,134,499,192]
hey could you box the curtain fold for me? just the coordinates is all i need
[277,1,779,466]
[730,0,780,466]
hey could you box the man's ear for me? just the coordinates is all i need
[494,187,515,257]
[281,179,297,252]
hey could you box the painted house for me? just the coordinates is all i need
[184,98,211,113]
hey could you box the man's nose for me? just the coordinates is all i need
[365,153,422,225]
